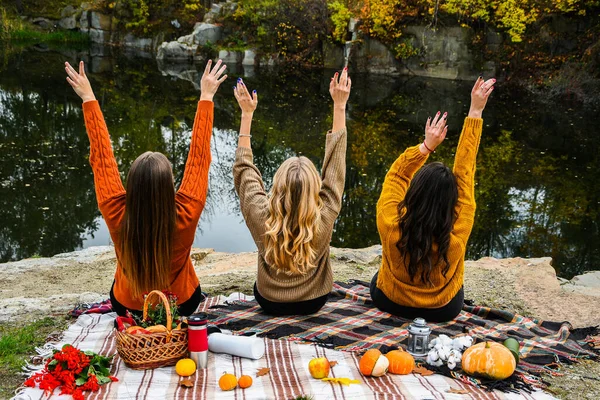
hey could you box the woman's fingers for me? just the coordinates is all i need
[480,79,495,92]
[441,125,448,140]
[67,62,79,77]
[346,76,351,90]
[217,74,228,84]
[211,59,222,75]
[436,112,447,128]
[215,64,227,78]
[472,77,483,93]
[65,64,79,81]
[484,86,494,97]
[66,76,77,88]
[340,68,348,86]
[79,61,86,77]
[252,90,258,103]
[204,59,212,77]
[431,111,441,127]
[64,61,76,76]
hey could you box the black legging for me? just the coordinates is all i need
[253,283,329,316]
[369,272,464,322]
[110,281,205,318]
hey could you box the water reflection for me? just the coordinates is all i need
[0,45,598,279]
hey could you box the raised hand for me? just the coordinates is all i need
[423,111,448,153]
[65,61,95,103]
[329,67,351,107]
[200,59,228,101]
[468,77,495,118]
[233,78,258,115]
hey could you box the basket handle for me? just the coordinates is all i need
[142,290,174,333]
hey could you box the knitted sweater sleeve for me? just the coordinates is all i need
[451,117,483,245]
[178,100,213,202]
[233,147,268,245]
[377,145,429,226]
[319,128,347,214]
[82,100,125,211]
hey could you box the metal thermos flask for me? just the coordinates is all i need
[187,313,208,368]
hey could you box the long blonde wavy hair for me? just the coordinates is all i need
[264,157,323,275]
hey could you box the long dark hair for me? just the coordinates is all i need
[397,162,458,285]
[119,151,176,299]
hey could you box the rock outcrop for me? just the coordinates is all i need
[1,246,599,328]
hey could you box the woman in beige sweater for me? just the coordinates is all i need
[232,70,351,315]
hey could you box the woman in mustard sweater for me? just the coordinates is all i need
[371,77,495,322]
[65,60,227,317]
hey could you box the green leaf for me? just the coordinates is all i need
[97,375,112,385]
[97,365,110,376]
[75,376,87,386]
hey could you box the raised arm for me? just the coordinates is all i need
[178,59,227,202]
[452,77,494,243]
[319,69,351,213]
[65,62,125,223]
[376,112,447,220]
[232,79,269,241]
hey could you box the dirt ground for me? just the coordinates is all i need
[0,246,599,399]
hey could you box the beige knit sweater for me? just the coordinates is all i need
[233,128,347,302]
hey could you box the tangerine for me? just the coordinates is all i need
[175,358,196,377]
[238,375,253,389]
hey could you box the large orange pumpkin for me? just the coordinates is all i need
[462,342,516,380]
[359,349,389,377]
[385,350,415,375]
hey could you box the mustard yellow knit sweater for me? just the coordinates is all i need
[375,117,483,308]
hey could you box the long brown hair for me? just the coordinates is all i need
[397,162,458,285]
[119,151,176,299]
[264,157,323,275]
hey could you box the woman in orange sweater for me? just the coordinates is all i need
[371,77,495,322]
[65,60,228,316]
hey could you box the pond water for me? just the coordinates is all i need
[1,45,599,279]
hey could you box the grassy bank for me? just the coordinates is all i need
[0,317,68,399]
[0,7,89,44]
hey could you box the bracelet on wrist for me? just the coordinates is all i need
[423,141,435,153]
[239,134,252,138]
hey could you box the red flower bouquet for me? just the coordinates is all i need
[24,344,118,400]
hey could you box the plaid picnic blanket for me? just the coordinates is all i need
[207,281,599,383]
[14,292,558,400]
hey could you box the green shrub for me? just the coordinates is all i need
[231,0,331,64]
[1,6,89,43]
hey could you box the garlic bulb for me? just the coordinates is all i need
[426,335,473,370]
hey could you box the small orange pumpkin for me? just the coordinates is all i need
[238,375,253,389]
[385,350,415,375]
[462,342,516,380]
[359,349,389,377]
[219,373,238,391]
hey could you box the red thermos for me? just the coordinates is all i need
[187,313,208,368]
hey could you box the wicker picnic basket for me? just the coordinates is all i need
[115,290,188,370]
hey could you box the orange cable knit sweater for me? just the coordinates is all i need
[375,117,483,308]
[82,100,213,311]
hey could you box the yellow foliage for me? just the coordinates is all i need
[321,377,361,385]
[329,0,352,42]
